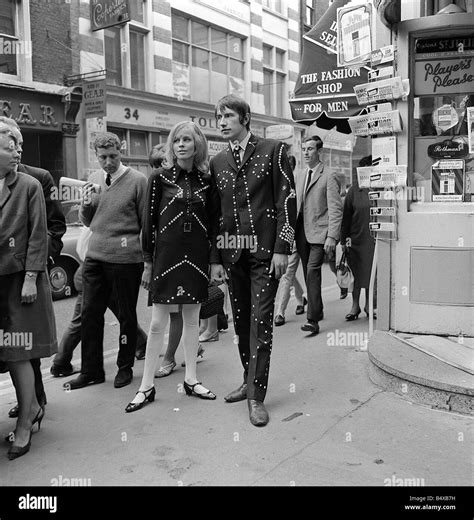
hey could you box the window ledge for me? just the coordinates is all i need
[262,7,288,21]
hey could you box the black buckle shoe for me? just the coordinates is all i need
[224,383,247,403]
[114,369,133,388]
[63,374,105,390]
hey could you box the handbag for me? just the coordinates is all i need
[336,251,354,292]
[200,282,225,319]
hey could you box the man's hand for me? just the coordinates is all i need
[21,277,37,304]
[324,237,337,257]
[210,263,227,283]
[141,262,152,291]
[81,182,96,206]
[269,253,288,280]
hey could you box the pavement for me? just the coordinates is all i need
[0,264,473,489]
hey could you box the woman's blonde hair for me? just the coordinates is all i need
[164,121,209,177]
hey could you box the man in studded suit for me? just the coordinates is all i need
[209,95,297,427]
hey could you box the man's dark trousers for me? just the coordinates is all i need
[80,258,143,379]
[296,215,325,323]
[224,250,279,402]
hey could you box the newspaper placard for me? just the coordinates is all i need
[370,206,396,217]
[372,136,397,166]
[367,102,392,113]
[431,160,465,202]
[349,110,402,136]
[468,107,474,154]
[354,77,409,105]
[369,222,396,232]
[368,66,394,82]
[357,165,407,189]
[370,45,395,66]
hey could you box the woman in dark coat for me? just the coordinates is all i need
[0,129,57,459]
[125,122,220,413]
[340,156,376,320]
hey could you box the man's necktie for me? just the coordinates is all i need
[305,168,313,194]
[105,173,111,186]
[233,145,241,169]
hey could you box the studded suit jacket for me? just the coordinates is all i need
[209,133,297,264]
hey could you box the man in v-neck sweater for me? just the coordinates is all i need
[65,132,147,390]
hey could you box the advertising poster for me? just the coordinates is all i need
[431,160,465,202]
[468,107,474,154]
[337,3,373,67]
[372,136,397,166]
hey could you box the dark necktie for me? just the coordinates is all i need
[233,145,241,169]
[305,168,313,194]
[105,173,111,186]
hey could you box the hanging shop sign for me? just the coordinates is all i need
[357,165,407,189]
[90,0,130,32]
[349,110,402,136]
[83,78,107,119]
[337,3,374,67]
[431,159,465,202]
[354,77,410,105]
[415,36,474,59]
[427,139,469,160]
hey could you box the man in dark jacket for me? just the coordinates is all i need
[209,95,297,427]
[0,117,66,418]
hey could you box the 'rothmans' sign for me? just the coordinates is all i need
[90,0,130,32]
[290,0,368,123]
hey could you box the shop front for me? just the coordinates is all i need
[0,86,82,183]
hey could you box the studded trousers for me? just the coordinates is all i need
[225,250,279,402]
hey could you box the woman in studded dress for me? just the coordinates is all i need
[125,122,220,412]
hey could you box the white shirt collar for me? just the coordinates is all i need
[231,132,251,152]
[103,162,127,184]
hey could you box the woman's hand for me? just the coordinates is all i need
[21,274,38,304]
[210,263,227,283]
[141,262,153,291]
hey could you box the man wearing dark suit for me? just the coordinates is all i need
[209,95,297,427]
[296,136,343,335]
[0,118,66,418]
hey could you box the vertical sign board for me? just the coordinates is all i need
[83,78,107,119]
[337,3,374,67]
[90,0,130,32]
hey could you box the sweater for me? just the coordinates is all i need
[79,167,148,264]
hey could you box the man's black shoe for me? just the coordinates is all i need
[114,368,133,388]
[224,383,247,403]
[50,364,76,378]
[295,305,304,315]
[274,314,285,326]
[301,322,320,334]
[248,399,269,427]
[63,374,105,390]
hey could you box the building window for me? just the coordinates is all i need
[0,0,18,76]
[104,1,148,90]
[171,12,245,103]
[305,0,315,27]
[262,0,284,15]
[262,45,287,118]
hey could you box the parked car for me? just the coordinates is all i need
[49,194,83,301]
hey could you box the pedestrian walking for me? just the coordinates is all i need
[209,94,297,427]
[340,156,377,320]
[64,132,147,390]
[295,135,343,335]
[0,129,57,460]
[125,121,220,413]
[0,117,66,420]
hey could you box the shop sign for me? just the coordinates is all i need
[196,0,250,22]
[83,78,107,119]
[90,0,130,32]
[415,57,474,96]
[265,125,294,140]
[0,93,61,128]
[415,36,474,59]
[427,139,469,159]
[208,140,227,157]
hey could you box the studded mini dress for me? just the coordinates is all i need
[142,165,220,306]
